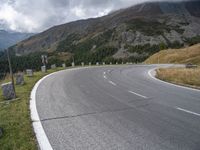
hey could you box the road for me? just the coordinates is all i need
[35,65,200,150]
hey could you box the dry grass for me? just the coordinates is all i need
[156,68,200,88]
[145,44,200,65]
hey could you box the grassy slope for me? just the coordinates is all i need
[156,68,200,89]
[145,43,200,65]
[0,68,63,150]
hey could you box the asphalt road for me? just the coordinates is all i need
[35,65,200,150]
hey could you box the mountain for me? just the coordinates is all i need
[145,43,200,65]
[0,30,33,51]
[10,0,200,63]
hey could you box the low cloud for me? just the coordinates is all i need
[0,0,185,33]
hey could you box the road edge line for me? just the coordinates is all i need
[148,68,200,92]
[30,67,88,150]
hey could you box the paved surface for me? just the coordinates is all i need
[36,65,200,150]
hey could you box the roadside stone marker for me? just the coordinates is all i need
[96,62,99,66]
[26,69,33,77]
[51,64,56,69]
[72,62,75,67]
[62,63,66,68]
[81,62,84,66]
[103,62,105,65]
[16,73,24,85]
[89,62,91,66]
[1,82,15,100]
[122,62,124,64]
[116,62,118,65]
[110,62,112,65]
[41,66,47,73]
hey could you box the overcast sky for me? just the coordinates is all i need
[0,0,184,33]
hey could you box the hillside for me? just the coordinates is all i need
[145,43,200,65]
[0,30,33,51]
[8,0,200,64]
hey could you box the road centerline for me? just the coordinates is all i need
[128,90,148,99]
[176,107,200,117]
[109,80,117,86]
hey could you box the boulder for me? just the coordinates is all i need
[1,82,15,100]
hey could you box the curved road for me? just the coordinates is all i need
[35,65,200,150]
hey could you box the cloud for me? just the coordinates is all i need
[0,0,185,33]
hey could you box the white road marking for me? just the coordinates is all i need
[128,91,148,99]
[109,81,117,86]
[103,72,106,75]
[30,67,89,150]
[176,107,200,117]
[103,75,107,79]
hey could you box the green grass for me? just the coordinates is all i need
[0,67,64,150]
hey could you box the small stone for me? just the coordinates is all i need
[26,69,33,77]
[1,82,15,100]
[16,73,24,85]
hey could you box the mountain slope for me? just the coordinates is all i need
[145,43,200,65]
[0,30,33,51]
[11,1,200,63]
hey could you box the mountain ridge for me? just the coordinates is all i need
[0,30,33,51]
[10,0,200,63]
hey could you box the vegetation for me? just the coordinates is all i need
[127,19,184,36]
[156,68,200,89]
[145,43,200,65]
[185,36,200,46]
[0,67,64,149]
[0,51,66,80]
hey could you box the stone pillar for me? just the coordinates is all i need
[51,64,56,69]
[96,62,99,66]
[41,66,47,73]
[116,62,118,65]
[89,62,91,66]
[62,63,66,68]
[16,73,24,85]
[26,69,33,77]
[103,62,105,65]
[1,82,15,100]
[81,62,84,67]
[110,62,112,65]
